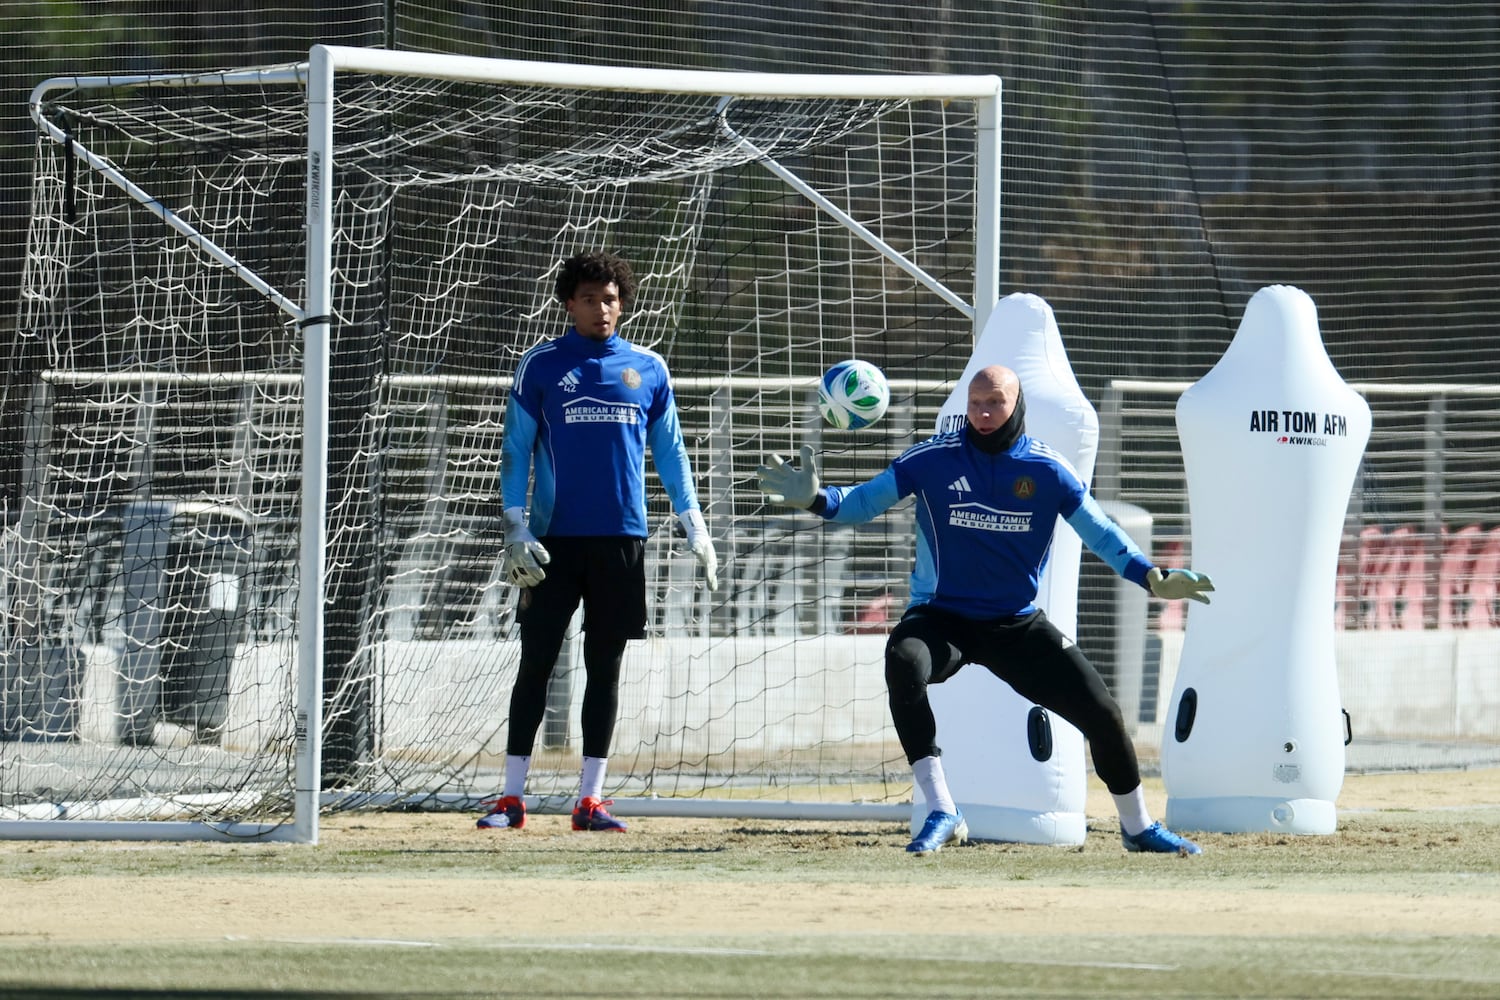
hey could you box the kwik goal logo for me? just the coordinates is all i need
[1248,407,1350,448]
[557,368,582,393]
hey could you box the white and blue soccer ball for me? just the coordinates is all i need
[817,359,890,430]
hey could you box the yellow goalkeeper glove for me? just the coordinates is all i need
[755,444,820,509]
[501,507,550,588]
[678,509,719,592]
[1147,567,1214,605]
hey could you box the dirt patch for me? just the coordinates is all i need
[3,769,1499,946]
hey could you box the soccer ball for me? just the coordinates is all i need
[818,359,890,430]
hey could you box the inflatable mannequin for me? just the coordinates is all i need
[1164,285,1371,834]
[917,291,1093,845]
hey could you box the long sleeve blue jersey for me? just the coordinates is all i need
[501,328,698,537]
[818,428,1153,619]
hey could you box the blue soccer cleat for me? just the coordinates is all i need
[1122,821,1202,855]
[906,810,968,855]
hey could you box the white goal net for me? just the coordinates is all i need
[0,47,1000,839]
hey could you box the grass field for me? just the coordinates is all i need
[1,769,1498,999]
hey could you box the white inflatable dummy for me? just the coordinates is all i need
[914,291,1093,845]
[1164,285,1370,834]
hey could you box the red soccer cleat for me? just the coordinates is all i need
[476,795,526,830]
[571,796,627,832]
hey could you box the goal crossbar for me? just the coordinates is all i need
[28,46,1002,327]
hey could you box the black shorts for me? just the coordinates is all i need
[887,603,1099,703]
[516,535,648,641]
[887,603,1137,791]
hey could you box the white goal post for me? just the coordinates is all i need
[2,46,1001,842]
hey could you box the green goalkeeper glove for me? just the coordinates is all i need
[678,508,719,592]
[756,444,820,509]
[502,507,551,588]
[1147,567,1215,605]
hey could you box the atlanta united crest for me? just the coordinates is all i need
[1012,475,1036,500]
[621,367,642,390]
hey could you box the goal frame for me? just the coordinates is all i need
[18,45,1003,843]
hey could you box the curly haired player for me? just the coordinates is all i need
[477,250,717,834]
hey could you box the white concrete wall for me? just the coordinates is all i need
[1149,629,1500,744]
[82,633,894,759]
[73,628,1498,756]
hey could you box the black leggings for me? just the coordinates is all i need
[884,605,1141,795]
[505,536,644,759]
[506,628,627,759]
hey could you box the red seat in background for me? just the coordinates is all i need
[1386,525,1427,630]
[1437,524,1482,628]
[1464,526,1500,629]
[1355,524,1429,630]
[1334,529,1361,630]
[1357,525,1396,629]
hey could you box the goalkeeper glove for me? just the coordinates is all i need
[1147,567,1215,605]
[678,508,719,592]
[501,507,550,588]
[756,444,820,509]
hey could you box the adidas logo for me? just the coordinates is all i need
[558,369,581,393]
[948,476,972,493]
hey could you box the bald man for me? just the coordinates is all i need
[758,365,1213,856]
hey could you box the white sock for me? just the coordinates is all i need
[579,756,608,803]
[502,755,530,800]
[1113,785,1154,836]
[911,756,957,816]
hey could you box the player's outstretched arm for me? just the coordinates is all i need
[756,444,820,509]
[1147,567,1215,605]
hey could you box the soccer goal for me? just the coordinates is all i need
[0,45,1001,842]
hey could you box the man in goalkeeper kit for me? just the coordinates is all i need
[477,250,718,834]
[757,364,1213,855]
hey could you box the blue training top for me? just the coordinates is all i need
[501,328,698,538]
[817,428,1153,619]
